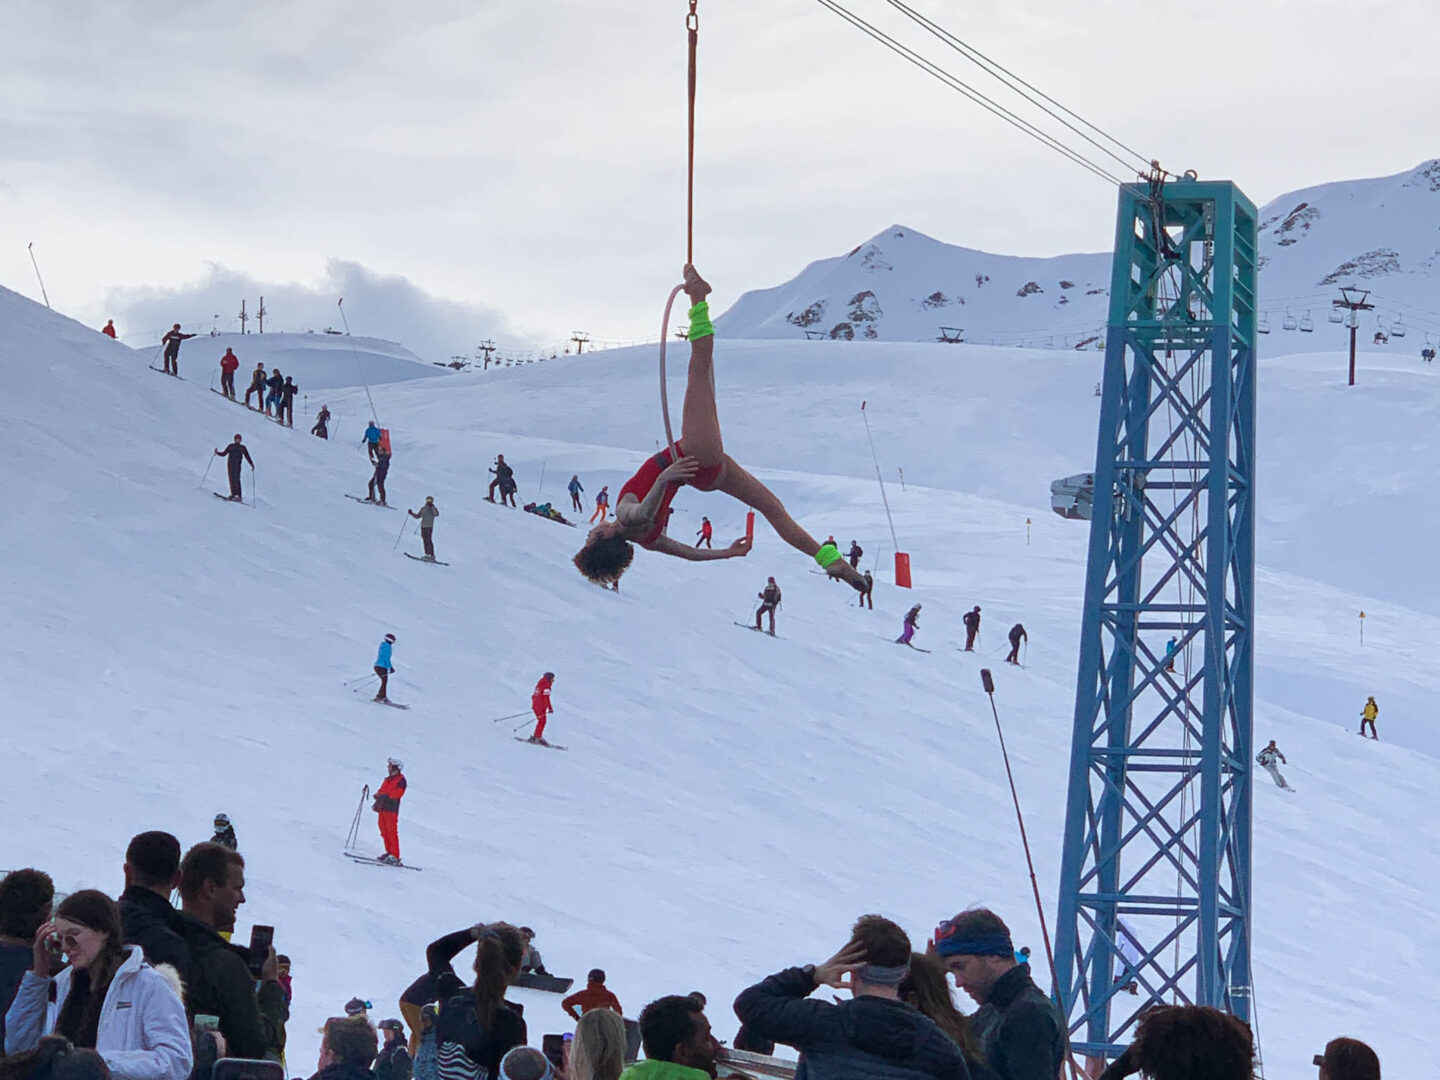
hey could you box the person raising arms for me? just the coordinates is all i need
[574,266,864,592]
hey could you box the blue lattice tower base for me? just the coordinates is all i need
[1051,177,1258,1065]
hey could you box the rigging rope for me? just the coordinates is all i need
[336,298,380,427]
[812,0,1127,185]
[660,0,701,464]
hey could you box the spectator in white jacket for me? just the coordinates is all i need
[4,890,191,1080]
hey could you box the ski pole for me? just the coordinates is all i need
[198,451,216,490]
[249,463,257,509]
[345,673,379,686]
[538,461,547,495]
[490,711,531,724]
[513,717,536,733]
[393,513,410,550]
[978,668,1084,1080]
[345,784,370,853]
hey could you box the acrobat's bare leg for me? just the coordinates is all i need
[717,459,863,588]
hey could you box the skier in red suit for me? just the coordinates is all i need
[373,757,407,865]
[529,672,556,745]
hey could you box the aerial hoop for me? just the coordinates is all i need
[660,0,700,463]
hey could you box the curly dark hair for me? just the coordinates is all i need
[1130,1005,1253,1080]
[574,535,635,585]
[0,869,55,939]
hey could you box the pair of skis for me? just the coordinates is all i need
[344,851,422,871]
[734,622,778,638]
[404,552,450,566]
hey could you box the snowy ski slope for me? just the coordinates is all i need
[2,283,1435,1078]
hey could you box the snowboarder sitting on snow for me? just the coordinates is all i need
[363,421,383,463]
[1360,696,1379,740]
[312,404,331,439]
[696,517,713,548]
[755,577,781,635]
[962,605,981,651]
[518,927,547,975]
[214,434,254,501]
[568,474,585,513]
[897,604,921,645]
[374,633,397,702]
[1006,623,1027,665]
[847,540,863,569]
[372,757,407,865]
[574,265,865,592]
[409,497,440,560]
[1256,740,1293,791]
[529,673,555,745]
[487,455,514,503]
[245,363,267,409]
[211,813,238,850]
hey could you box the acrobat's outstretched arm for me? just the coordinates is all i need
[649,534,749,562]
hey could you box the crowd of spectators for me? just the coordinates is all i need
[0,843,1382,1080]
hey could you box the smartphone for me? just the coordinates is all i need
[246,926,274,978]
[195,1015,221,1033]
[212,1059,284,1080]
[542,1035,565,1072]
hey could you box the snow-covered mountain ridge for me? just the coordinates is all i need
[719,159,1440,350]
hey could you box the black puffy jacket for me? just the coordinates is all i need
[968,965,1067,1080]
[119,886,192,989]
[734,967,970,1080]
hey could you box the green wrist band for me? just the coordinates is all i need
[815,543,841,568]
[688,300,714,340]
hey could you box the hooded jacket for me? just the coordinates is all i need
[119,887,192,990]
[734,967,970,1080]
[4,945,192,1080]
[967,964,1066,1080]
[177,914,287,1061]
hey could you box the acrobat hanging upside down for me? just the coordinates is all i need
[573,266,865,593]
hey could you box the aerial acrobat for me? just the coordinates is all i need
[573,266,865,592]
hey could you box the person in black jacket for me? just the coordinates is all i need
[211,814,238,851]
[161,324,195,376]
[119,831,191,988]
[375,1019,413,1080]
[486,456,514,504]
[279,377,299,428]
[932,910,1065,1080]
[734,915,971,1080]
[316,1016,380,1080]
[369,450,392,506]
[847,541,863,570]
[0,868,54,1048]
[214,436,254,502]
[962,607,982,652]
[434,924,527,1080]
[176,843,288,1060]
[755,577,781,635]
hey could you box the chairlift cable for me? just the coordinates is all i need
[813,0,1126,186]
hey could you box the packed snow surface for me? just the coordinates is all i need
[2,283,1436,1079]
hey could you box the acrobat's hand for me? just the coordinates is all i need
[683,264,712,303]
[658,456,701,485]
[726,536,752,557]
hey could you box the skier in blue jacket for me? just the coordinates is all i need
[363,421,383,463]
[567,475,585,513]
[374,633,397,702]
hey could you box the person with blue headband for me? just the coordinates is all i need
[932,909,1067,1080]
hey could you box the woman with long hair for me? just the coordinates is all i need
[899,953,996,1080]
[4,890,190,1080]
[572,266,866,593]
[434,924,527,1080]
[568,1008,626,1080]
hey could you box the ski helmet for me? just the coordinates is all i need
[384,633,396,643]
[378,1019,404,1033]
[344,997,370,1017]
[387,757,403,770]
[214,813,230,828]
[425,496,434,503]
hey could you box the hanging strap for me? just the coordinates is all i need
[661,1,700,462]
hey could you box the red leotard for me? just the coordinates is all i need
[616,443,723,548]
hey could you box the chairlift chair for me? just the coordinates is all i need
[1392,317,1408,339]
[1299,312,1314,333]
[1282,309,1298,332]
[1328,308,1344,324]
[1258,313,1271,334]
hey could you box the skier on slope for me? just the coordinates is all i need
[312,404,331,440]
[897,603,921,646]
[363,421,383,463]
[528,672,555,746]
[368,448,392,506]
[219,348,240,400]
[589,485,610,523]
[1006,623,1027,666]
[213,434,254,501]
[244,363,268,409]
[372,757,407,865]
[962,605,982,652]
[567,475,584,513]
[374,633,397,703]
[278,376,298,427]
[755,576,781,635]
[264,367,284,416]
[696,517,713,549]
[1256,740,1293,791]
[101,319,117,339]
[486,455,514,503]
[573,266,865,592]
[847,541,863,570]
[409,497,440,561]
[858,570,874,610]
[161,323,195,376]
[211,813,238,850]
[1360,696,1379,740]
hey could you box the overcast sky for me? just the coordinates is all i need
[3,0,1438,358]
